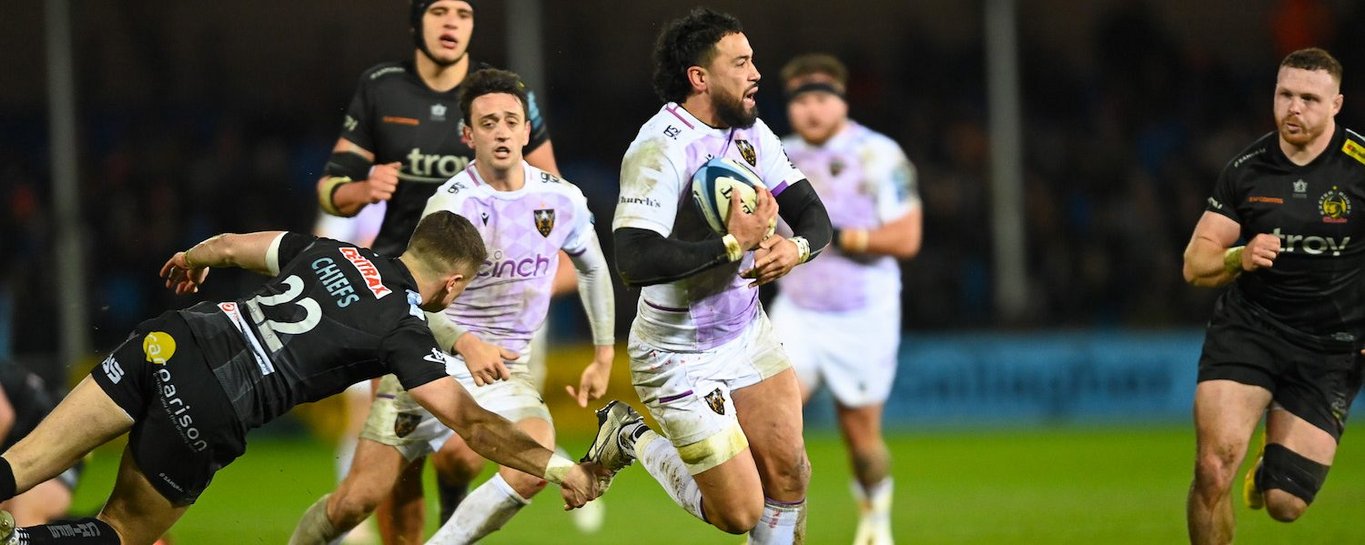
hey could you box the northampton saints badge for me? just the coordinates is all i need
[704,388,726,415]
[735,139,757,167]
[394,412,421,438]
[534,209,555,237]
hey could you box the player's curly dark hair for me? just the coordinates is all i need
[652,7,744,104]
[1281,48,1343,85]
[459,68,530,125]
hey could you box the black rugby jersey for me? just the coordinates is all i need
[178,234,449,430]
[1206,125,1365,341]
[338,60,551,256]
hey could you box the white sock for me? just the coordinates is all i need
[855,478,892,522]
[425,473,530,545]
[288,494,342,545]
[747,498,806,545]
[853,477,893,543]
[634,430,708,522]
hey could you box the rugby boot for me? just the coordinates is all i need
[581,400,643,476]
[0,510,16,545]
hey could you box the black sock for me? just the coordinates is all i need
[0,457,15,501]
[16,517,121,544]
[436,480,469,524]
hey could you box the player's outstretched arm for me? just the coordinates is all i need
[161,231,287,294]
[407,377,608,508]
[565,235,615,406]
[1182,211,1279,288]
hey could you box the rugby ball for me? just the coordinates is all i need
[690,157,765,235]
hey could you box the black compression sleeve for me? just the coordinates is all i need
[613,228,731,288]
[324,151,373,179]
[774,180,833,258]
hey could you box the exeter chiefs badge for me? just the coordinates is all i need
[1319,186,1351,224]
[534,209,555,237]
[704,388,726,415]
[394,412,422,438]
[735,139,757,167]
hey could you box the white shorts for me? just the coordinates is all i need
[361,359,552,462]
[629,309,789,455]
[770,293,900,407]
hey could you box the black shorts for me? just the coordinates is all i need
[1198,297,1364,441]
[91,311,247,506]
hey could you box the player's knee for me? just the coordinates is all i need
[433,446,485,483]
[708,497,764,534]
[1192,449,1240,492]
[766,450,812,496]
[1258,444,1329,519]
[1264,489,1309,522]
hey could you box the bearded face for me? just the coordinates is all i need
[1274,66,1342,149]
[712,82,758,128]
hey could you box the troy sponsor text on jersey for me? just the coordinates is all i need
[1272,227,1350,256]
[407,148,471,179]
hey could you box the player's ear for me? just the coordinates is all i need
[688,65,707,94]
[461,121,473,146]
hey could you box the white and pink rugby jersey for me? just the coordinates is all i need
[614,103,806,351]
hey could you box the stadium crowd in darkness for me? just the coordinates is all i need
[4,0,1365,357]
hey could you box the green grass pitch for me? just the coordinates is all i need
[67,424,1365,544]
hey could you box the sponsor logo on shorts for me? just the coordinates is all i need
[101,355,124,384]
[339,247,392,299]
[158,473,185,492]
[704,388,726,415]
[394,412,422,438]
[143,331,177,365]
[155,366,208,452]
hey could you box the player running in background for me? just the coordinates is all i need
[770,53,922,545]
[0,364,80,527]
[588,8,831,545]
[0,212,605,545]
[1183,47,1365,545]
[313,0,571,538]
[291,68,615,545]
